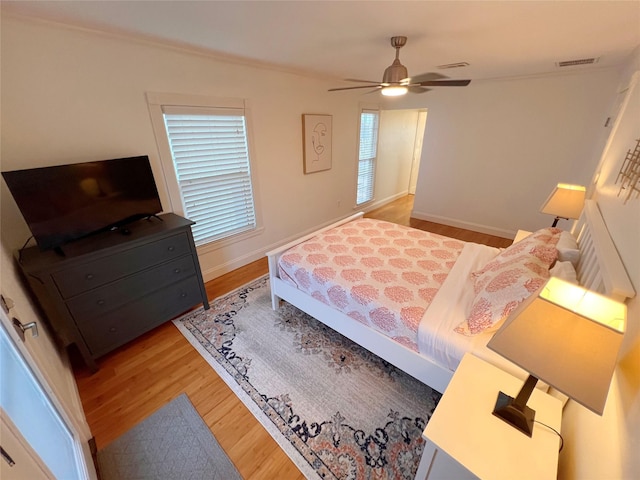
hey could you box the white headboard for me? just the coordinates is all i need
[573,200,635,301]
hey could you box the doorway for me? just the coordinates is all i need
[376,108,428,202]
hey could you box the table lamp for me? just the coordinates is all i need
[487,277,626,437]
[540,184,586,227]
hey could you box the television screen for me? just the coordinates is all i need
[2,156,163,251]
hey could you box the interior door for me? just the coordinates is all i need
[0,315,87,479]
[1,408,55,479]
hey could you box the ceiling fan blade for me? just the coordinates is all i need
[344,78,381,84]
[408,86,431,94]
[329,84,382,92]
[417,79,471,87]
[405,72,448,83]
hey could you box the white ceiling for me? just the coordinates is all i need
[3,1,640,84]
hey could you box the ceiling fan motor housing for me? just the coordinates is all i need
[383,60,408,84]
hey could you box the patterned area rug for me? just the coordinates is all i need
[173,276,441,479]
[97,393,241,479]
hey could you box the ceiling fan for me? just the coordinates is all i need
[329,36,471,96]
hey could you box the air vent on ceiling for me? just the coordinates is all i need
[437,62,470,69]
[556,57,600,67]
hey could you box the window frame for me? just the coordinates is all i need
[355,106,380,206]
[146,92,263,252]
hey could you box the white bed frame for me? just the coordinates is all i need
[573,200,635,301]
[266,200,634,393]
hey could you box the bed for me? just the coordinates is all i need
[266,200,635,394]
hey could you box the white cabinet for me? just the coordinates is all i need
[418,441,477,479]
[416,354,562,480]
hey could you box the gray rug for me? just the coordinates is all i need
[97,393,241,480]
[173,275,441,480]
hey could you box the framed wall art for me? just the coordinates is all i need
[302,114,332,173]
[615,137,640,204]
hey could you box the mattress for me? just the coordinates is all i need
[277,218,465,352]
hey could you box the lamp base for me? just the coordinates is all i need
[551,216,569,227]
[492,391,536,437]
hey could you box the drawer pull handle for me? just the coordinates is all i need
[85,274,94,280]
[97,300,106,306]
[173,268,181,274]
[167,246,175,252]
[109,327,117,333]
[180,292,187,298]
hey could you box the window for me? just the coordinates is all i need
[356,109,379,205]
[147,94,258,247]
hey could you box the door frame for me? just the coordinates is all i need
[409,109,428,195]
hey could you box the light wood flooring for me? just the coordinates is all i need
[73,195,511,479]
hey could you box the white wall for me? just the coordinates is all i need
[391,69,621,238]
[0,14,405,282]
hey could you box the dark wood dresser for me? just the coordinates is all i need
[16,213,210,372]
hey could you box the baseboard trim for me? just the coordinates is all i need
[200,249,265,283]
[411,210,516,239]
[89,437,102,480]
[357,191,409,213]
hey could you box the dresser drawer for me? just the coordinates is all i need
[53,233,192,298]
[80,276,202,357]
[67,255,196,321]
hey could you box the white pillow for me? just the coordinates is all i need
[556,231,580,267]
[550,260,578,284]
[556,230,578,249]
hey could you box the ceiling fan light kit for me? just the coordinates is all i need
[381,86,408,97]
[329,36,471,96]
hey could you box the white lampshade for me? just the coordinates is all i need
[488,277,626,415]
[540,183,586,220]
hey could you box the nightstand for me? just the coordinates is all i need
[415,354,562,480]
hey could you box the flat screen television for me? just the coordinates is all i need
[2,155,163,251]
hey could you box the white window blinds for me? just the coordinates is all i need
[357,110,379,205]
[162,106,256,246]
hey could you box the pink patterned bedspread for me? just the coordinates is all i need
[277,218,464,351]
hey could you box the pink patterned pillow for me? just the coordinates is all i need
[514,227,563,245]
[456,255,550,336]
[471,227,561,280]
